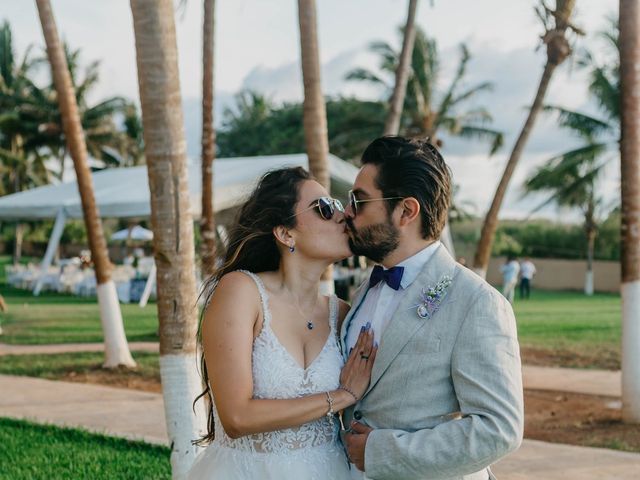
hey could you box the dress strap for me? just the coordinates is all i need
[237,270,271,326]
[328,294,338,332]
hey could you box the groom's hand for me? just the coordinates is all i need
[345,421,373,471]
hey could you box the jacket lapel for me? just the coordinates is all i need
[364,245,457,395]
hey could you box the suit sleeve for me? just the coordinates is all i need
[364,287,524,479]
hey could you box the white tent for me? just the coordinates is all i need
[0,153,359,295]
[0,153,358,220]
[111,225,154,241]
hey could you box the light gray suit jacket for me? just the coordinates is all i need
[340,245,524,480]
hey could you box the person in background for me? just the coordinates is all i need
[519,257,537,300]
[501,255,520,304]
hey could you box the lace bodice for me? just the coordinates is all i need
[211,270,344,454]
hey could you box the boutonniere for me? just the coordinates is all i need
[416,275,453,319]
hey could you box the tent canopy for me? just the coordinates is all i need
[0,153,359,220]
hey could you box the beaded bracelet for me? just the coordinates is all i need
[338,384,359,402]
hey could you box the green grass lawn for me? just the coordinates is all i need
[0,285,160,344]
[510,289,621,369]
[0,351,160,382]
[513,289,621,350]
[0,250,622,368]
[0,417,170,480]
[0,254,160,344]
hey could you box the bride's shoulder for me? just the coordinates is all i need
[210,271,262,305]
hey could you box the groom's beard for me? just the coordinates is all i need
[346,218,399,263]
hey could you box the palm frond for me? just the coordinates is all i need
[344,68,388,88]
[455,125,504,155]
[435,43,470,121]
[543,105,614,139]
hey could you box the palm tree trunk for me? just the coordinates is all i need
[130,0,206,474]
[473,62,556,277]
[383,0,419,136]
[584,228,595,296]
[473,0,576,277]
[297,0,333,292]
[35,0,135,369]
[619,0,640,424]
[13,222,23,266]
[200,0,217,278]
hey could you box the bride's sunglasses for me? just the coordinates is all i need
[290,196,345,221]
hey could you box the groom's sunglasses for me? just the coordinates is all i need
[348,190,404,217]
[290,196,345,221]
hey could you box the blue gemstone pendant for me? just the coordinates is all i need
[307,321,314,330]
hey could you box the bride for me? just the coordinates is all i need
[188,167,376,479]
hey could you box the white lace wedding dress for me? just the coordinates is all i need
[187,271,351,480]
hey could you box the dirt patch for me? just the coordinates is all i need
[520,346,621,370]
[59,367,162,393]
[525,389,640,452]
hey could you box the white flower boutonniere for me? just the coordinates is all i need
[416,275,453,319]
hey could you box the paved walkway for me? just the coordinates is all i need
[523,365,621,397]
[1,371,639,479]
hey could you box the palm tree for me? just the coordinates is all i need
[384,0,419,135]
[0,20,52,264]
[37,45,139,178]
[619,0,640,424]
[297,0,333,293]
[35,0,136,369]
[523,147,608,295]
[347,27,504,153]
[130,0,205,475]
[473,0,583,277]
[200,0,217,277]
[523,18,620,296]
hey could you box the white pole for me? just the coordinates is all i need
[97,281,137,368]
[33,208,66,296]
[159,353,207,478]
[622,281,640,422]
[139,262,157,308]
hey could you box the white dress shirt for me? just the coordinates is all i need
[345,241,442,352]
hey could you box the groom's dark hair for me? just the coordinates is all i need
[361,136,452,240]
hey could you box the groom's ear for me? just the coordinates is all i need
[398,197,421,227]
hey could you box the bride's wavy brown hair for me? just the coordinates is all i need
[193,166,312,445]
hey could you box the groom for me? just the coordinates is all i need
[341,136,523,480]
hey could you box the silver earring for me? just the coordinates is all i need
[289,245,295,253]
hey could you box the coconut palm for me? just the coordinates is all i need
[36,45,139,177]
[130,0,204,475]
[297,0,333,292]
[347,27,504,153]
[619,0,640,424]
[473,0,583,277]
[35,0,136,369]
[524,18,620,295]
[384,0,419,135]
[200,0,217,277]
[523,147,608,295]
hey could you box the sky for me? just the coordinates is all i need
[0,0,620,222]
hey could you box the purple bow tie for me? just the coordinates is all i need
[369,265,405,291]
